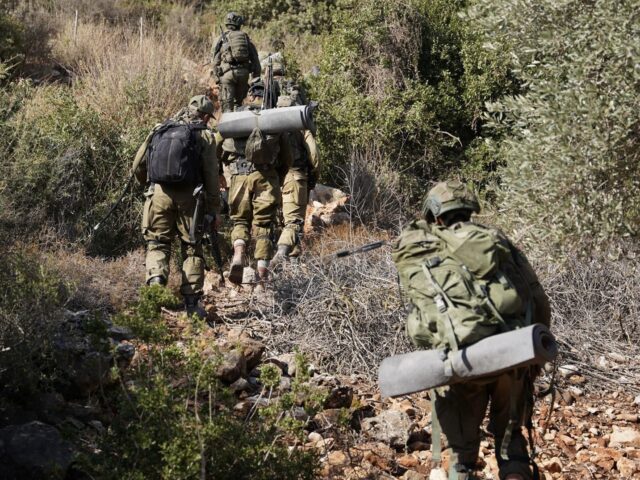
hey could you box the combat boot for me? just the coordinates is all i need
[184,294,207,320]
[269,245,291,269]
[256,260,270,285]
[229,239,246,284]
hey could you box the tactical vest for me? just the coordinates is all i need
[392,220,534,350]
[221,31,250,65]
[147,120,206,186]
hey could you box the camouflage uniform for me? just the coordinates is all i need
[133,98,220,298]
[276,129,319,255]
[394,181,551,480]
[216,110,292,268]
[211,13,261,113]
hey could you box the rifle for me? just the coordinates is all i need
[92,171,135,234]
[190,184,226,285]
[262,53,276,110]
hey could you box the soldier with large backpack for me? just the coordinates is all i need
[211,12,261,113]
[392,181,551,480]
[271,93,320,264]
[132,95,221,318]
[217,81,292,285]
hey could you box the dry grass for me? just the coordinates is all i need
[52,19,204,126]
[263,227,640,392]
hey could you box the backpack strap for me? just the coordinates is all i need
[421,258,459,351]
[429,390,442,463]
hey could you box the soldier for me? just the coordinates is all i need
[392,181,551,480]
[133,95,220,318]
[218,81,292,284]
[271,94,320,264]
[211,12,261,113]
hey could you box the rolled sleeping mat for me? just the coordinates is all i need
[217,105,315,138]
[379,324,558,398]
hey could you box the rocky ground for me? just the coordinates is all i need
[2,267,639,479]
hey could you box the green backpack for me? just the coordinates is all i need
[392,220,533,350]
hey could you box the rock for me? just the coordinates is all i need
[88,420,105,434]
[241,339,265,372]
[558,365,580,377]
[0,421,74,479]
[215,350,246,384]
[327,450,348,466]
[115,342,136,369]
[324,386,354,409]
[361,410,413,449]
[229,378,252,393]
[617,457,639,478]
[634,395,640,406]
[308,432,323,443]
[543,457,563,473]
[402,470,426,480]
[609,426,640,448]
[278,376,292,392]
[397,454,419,469]
[270,353,296,376]
[107,325,133,341]
[314,408,345,429]
[65,351,113,397]
[616,414,639,423]
[241,267,256,285]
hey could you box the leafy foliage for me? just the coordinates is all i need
[469,0,640,255]
[309,0,517,203]
[95,289,318,480]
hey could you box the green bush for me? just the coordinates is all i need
[308,0,517,205]
[95,288,319,480]
[0,248,70,399]
[469,0,640,255]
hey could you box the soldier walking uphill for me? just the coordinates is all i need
[211,12,260,113]
[217,81,292,284]
[392,181,551,480]
[133,95,221,318]
[271,93,320,264]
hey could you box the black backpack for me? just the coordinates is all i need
[147,120,207,185]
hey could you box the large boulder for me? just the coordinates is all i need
[361,409,413,449]
[0,421,75,479]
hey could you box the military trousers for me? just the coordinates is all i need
[277,167,308,255]
[141,183,205,296]
[434,369,533,480]
[219,67,250,113]
[229,168,280,261]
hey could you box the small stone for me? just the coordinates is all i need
[229,378,252,393]
[397,454,419,469]
[316,438,335,450]
[115,342,136,369]
[278,376,292,392]
[241,339,265,372]
[634,395,640,406]
[569,386,584,397]
[617,414,639,423]
[559,434,576,446]
[543,457,563,473]
[308,432,323,443]
[215,350,246,384]
[108,325,133,341]
[609,426,640,448]
[617,457,639,478]
[327,451,348,466]
[402,470,426,480]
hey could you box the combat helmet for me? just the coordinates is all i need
[422,180,480,222]
[225,12,244,29]
[188,95,214,115]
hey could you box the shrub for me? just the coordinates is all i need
[308,0,517,209]
[94,287,319,480]
[0,248,70,399]
[0,19,204,255]
[468,0,640,256]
